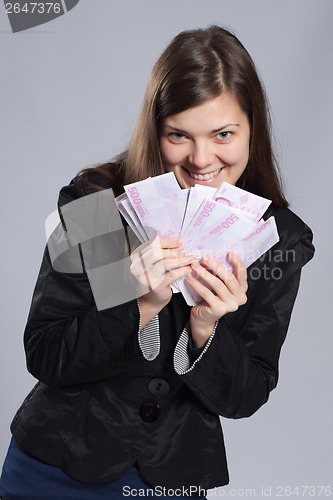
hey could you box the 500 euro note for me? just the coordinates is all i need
[181,198,252,252]
[180,185,217,235]
[116,194,148,243]
[124,172,186,238]
[179,217,280,305]
[213,182,271,224]
[123,173,188,293]
[178,198,279,305]
[228,216,279,270]
[117,173,279,306]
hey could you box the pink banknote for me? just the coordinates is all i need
[213,182,271,224]
[117,173,279,306]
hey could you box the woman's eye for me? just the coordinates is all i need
[216,131,232,140]
[169,132,186,140]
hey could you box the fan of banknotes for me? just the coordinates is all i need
[115,172,279,306]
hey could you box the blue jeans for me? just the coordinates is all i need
[0,438,206,499]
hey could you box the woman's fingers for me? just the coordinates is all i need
[186,270,228,310]
[198,256,247,301]
[131,238,248,307]
[227,251,248,292]
[130,236,195,291]
[159,237,183,249]
[132,250,195,277]
[131,237,184,267]
[188,260,239,307]
[186,253,248,312]
[163,264,193,286]
[140,247,192,269]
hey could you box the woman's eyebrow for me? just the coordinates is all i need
[164,125,188,134]
[211,123,240,133]
[164,123,240,134]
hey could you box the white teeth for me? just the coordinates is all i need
[189,168,222,180]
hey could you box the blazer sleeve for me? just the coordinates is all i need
[174,208,315,419]
[24,176,144,387]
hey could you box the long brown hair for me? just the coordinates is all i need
[81,26,288,206]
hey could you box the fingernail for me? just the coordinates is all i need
[185,253,196,261]
[191,260,200,268]
[202,255,211,262]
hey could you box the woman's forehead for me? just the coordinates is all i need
[163,93,248,134]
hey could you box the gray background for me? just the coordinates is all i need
[1,0,332,497]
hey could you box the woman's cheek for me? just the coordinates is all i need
[163,147,183,167]
[226,141,249,165]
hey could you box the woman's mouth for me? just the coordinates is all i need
[187,167,222,181]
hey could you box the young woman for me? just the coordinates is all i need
[0,26,314,499]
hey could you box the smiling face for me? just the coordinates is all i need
[159,91,251,189]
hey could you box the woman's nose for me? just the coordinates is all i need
[188,142,214,169]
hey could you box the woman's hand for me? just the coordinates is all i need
[130,237,195,327]
[186,252,248,347]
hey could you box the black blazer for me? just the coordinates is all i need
[11,173,315,489]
